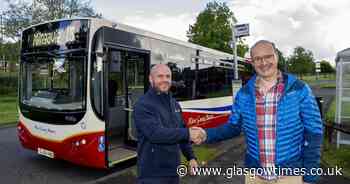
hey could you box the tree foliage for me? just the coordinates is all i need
[320,60,335,73]
[2,0,101,41]
[287,46,315,78]
[276,48,287,72]
[237,38,249,58]
[0,41,20,71]
[187,1,248,57]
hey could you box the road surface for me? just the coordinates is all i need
[0,126,135,184]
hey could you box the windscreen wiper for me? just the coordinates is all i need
[56,48,86,55]
[21,48,86,58]
[21,51,59,58]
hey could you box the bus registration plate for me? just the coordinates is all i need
[38,148,55,158]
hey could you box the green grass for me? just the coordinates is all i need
[0,94,18,125]
[325,99,350,123]
[323,141,350,178]
[301,74,336,83]
[181,145,219,165]
[323,99,350,178]
[325,100,336,122]
[319,83,336,88]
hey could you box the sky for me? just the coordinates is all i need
[2,0,350,65]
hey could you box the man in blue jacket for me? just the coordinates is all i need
[191,40,323,184]
[133,64,199,184]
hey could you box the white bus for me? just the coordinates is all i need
[17,18,252,168]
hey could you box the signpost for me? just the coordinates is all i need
[229,23,249,101]
[231,23,249,80]
[234,24,250,38]
[315,61,321,80]
[0,12,5,72]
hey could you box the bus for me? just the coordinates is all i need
[17,18,252,169]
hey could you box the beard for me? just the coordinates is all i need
[256,63,278,77]
[151,81,171,93]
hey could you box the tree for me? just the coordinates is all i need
[64,0,101,18]
[236,38,249,58]
[187,1,248,56]
[319,60,335,74]
[287,46,315,79]
[1,1,32,41]
[2,0,101,41]
[276,48,287,72]
[0,41,20,71]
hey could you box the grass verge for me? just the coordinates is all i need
[181,144,219,165]
[323,99,350,178]
[0,94,18,126]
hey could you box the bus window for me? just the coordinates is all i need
[196,66,234,99]
[108,50,123,107]
[127,52,146,141]
[168,62,196,101]
[20,56,85,111]
[91,53,104,118]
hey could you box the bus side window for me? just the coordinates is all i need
[168,63,195,101]
[197,65,233,99]
[108,79,118,107]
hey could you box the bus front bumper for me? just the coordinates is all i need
[17,121,106,169]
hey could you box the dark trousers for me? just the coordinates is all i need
[137,176,179,184]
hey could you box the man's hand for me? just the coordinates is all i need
[189,127,207,145]
[188,159,199,175]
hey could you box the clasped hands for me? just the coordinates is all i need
[189,127,207,145]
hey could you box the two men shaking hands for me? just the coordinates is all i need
[189,127,207,145]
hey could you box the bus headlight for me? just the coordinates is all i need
[81,139,86,145]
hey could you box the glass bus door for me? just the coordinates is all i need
[104,47,149,167]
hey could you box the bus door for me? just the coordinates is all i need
[103,46,149,167]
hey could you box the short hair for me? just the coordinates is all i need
[150,64,171,76]
[250,40,277,57]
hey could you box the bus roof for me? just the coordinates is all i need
[22,17,245,61]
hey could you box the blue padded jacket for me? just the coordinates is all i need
[205,73,323,183]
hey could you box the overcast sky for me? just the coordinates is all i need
[2,0,350,65]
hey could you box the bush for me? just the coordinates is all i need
[0,72,18,95]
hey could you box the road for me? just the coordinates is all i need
[311,86,336,115]
[0,126,135,184]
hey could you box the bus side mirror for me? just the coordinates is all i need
[103,52,109,62]
[95,50,109,63]
[96,51,104,59]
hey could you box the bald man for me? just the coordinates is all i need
[133,64,199,184]
[191,40,323,184]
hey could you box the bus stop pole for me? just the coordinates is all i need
[234,38,238,80]
[0,13,4,72]
[231,23,238,80]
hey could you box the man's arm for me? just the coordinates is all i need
[179,124,196,161]
[134,102,189,144]
[174,101,197,161]
[205,91,243,144]
[300,84,323,183]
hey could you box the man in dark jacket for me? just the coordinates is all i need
[133,64,199,184]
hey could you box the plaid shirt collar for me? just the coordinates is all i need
[255,71,283,97]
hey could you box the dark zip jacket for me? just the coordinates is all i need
[133,87,196,178]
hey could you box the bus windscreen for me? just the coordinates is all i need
[20,20,89,112]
